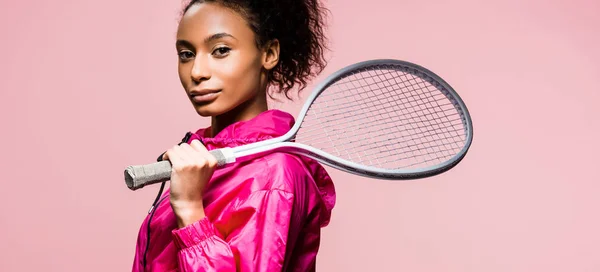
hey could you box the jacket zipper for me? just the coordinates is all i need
[142,132,193,271]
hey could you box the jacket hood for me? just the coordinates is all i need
[189,109,335,227]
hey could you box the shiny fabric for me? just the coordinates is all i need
[132,110,336,272]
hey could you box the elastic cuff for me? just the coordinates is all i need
[171,217,216,249]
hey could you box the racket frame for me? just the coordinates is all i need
[215,59,473,180]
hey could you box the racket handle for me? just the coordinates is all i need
[124,149,234,191]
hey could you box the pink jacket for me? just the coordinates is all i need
[132,110,336,272]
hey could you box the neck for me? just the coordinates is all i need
[210,93,268,137]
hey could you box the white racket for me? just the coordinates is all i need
[124,59,473,190]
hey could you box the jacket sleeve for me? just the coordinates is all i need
[171,189,295,272]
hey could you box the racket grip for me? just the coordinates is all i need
[124,160,172,190]
[124,149,234,191]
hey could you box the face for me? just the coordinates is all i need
[176,3,278,117]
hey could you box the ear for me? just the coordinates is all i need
[262,39,280,70]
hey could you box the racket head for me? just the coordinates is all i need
[287,59,473,180]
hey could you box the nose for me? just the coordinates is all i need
[190,56,210,83]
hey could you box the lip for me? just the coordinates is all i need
[189,89,221,103]
[190,89,220,96]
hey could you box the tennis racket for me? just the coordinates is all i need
[124,59,473,191]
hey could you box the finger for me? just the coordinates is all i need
[190,139,217,167]
[189,139,207,152]
[184,141,211,167]
[164,147,184,167]
[178,143,201,165]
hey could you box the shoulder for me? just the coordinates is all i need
[254,152,314,193]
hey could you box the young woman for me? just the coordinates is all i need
[131,0,336,271]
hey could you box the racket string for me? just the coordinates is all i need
[302,117,465,153]
[299,103,461,165]
[301,118,465,166]
[303,95,457,133]
[299,113,464,154]
[298,89,454,138]
[301,94,463,151]
[342,128,467,167]
[383,70,465,157]
[295,64,467,169]
[308,97,376,165]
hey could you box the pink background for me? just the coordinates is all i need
[1,0,599,271]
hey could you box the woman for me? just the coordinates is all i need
[131,0,336,271]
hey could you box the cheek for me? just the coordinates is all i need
[178,64,188,86]
[221,55,263,91]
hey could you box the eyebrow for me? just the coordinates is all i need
[176,32,237,48]
[203,32,236,43]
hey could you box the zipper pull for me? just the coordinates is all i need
[156,132,193,162]
[181,131,193,144]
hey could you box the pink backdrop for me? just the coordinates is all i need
[1,0,599,271]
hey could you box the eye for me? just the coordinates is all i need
[178,50,195,62]
[212,47,231,58]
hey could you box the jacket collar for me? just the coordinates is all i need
[191,109,294,149]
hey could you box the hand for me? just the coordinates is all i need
[163,139,217,227]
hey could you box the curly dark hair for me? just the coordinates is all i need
[182,0,329,99]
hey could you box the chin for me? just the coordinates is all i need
[192,102,227,117]
[193,106,218,117]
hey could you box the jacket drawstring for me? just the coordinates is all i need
[142,132,193,270]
